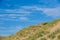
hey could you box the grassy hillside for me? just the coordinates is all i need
[0,36,6,40]
[0,19,60,40]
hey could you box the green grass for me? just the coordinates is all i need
[48,32,56,39]
[25,28,50,40]
[40,38,47,40]
[25,29,44,40]
[48,29,60,39]
[57,35,60,40]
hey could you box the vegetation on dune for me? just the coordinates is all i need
[40,38,47,40]
[0,19,60,40]
[0,36,6,40]
[57,35,60,40]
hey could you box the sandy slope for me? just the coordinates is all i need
[4,21,60,40]
[36,21,60,40]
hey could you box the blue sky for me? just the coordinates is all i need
[0,0,60,36]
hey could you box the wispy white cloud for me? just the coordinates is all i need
[0,13,30,18]
[21,6,42,11]
[19,17,29,21]
[42,8,60,17]
[0,5,60,21]
[0,14,31,21]
[0,8,31,13]
[21,6,60,18]
[0,14,8,17]
[0,7,32,21]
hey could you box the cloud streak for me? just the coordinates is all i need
[21,6,60,18]
[19,17,29,21]
[0,5,60,21]
[0,9,31,13]
[43,8,60,17]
